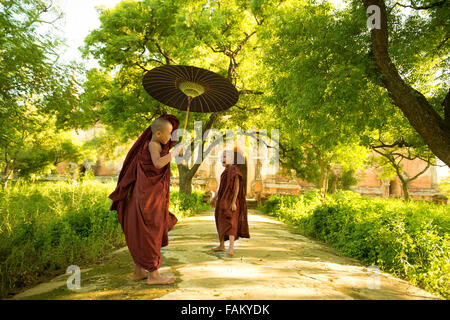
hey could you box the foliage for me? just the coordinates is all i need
[80,0,267,140]
[0,0,82,181]
[78,0,276,196]
[258,0,375,196]
[327,167,359,192]
[169,186,210,217]
[12,123,87,180]
[261,191,450,299]
[258,0,447,196]
[370,0,449,113]
[439,175,450,199]
[355,0,450,166]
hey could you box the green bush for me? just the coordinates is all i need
[261,191,450,299]
[169,187,210,218]
[0,180,208,298]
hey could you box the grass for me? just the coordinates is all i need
[0,178,209,299]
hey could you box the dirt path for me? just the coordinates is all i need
[11,210,439,300]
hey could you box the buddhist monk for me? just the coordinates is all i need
[109,113,184,285]
[210,147,250,256]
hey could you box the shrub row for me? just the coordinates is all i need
[261,190,449,299]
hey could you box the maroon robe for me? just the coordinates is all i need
[215,165,250,241]
[109,113,180,272]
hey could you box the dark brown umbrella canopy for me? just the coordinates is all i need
[142,65,239,113]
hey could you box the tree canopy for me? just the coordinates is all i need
[0,0,84,184]
[1,0,448,197]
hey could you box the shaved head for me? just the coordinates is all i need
[151,117,172,134]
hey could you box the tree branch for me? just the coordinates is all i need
[207,44,225,53]
[153,41,177,65]
[134,62,150,72]
[392,0,447,10]
[234,31,257,56]
[238,89,264,95]
[437,35,449,50]
[408,157,432,182]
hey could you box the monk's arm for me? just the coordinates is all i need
[231,175,239,206]
[149,141,176,169]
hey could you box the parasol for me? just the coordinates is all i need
[142,65,239,141]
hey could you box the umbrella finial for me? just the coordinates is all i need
[179,81,205,97]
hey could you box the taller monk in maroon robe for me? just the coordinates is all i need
[109,113,183,285]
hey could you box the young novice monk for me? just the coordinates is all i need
[109,114,184,285]
[210,147,250,256]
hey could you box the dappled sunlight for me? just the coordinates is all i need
[179,213,281,224]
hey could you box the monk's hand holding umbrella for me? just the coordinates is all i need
[171,143,185,158]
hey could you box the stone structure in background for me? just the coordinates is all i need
[55,126,447,204]
[57,154,446,205]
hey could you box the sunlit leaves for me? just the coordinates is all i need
[0,0,81,179]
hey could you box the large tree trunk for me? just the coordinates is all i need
[178,163,193,196]
[362,0,450,167]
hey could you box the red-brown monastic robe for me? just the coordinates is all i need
[109,113,179,272]
[215,165,250,241]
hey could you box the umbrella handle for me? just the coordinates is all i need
[181,97,191,143]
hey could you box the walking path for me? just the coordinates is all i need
[12,210,439,300]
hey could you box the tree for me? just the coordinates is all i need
[13,123,85,180]
[360,0,450,166]
[259,0,448,200]
[81,0,271,196]
[364,97,440,200]
[259,0,373,198]
[0,0,81,186]
[370,142,437,200]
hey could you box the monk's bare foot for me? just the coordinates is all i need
[133,273,147,281]
[132,267,148,281]
[226,249,234,257]
[212,246,225,252]
[146,271,175,285]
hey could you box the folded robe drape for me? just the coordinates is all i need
[109,113,180,272]
[215,165,250,241]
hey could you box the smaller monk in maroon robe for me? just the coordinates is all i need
[210,148,250,256]
[109,113,184,285]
